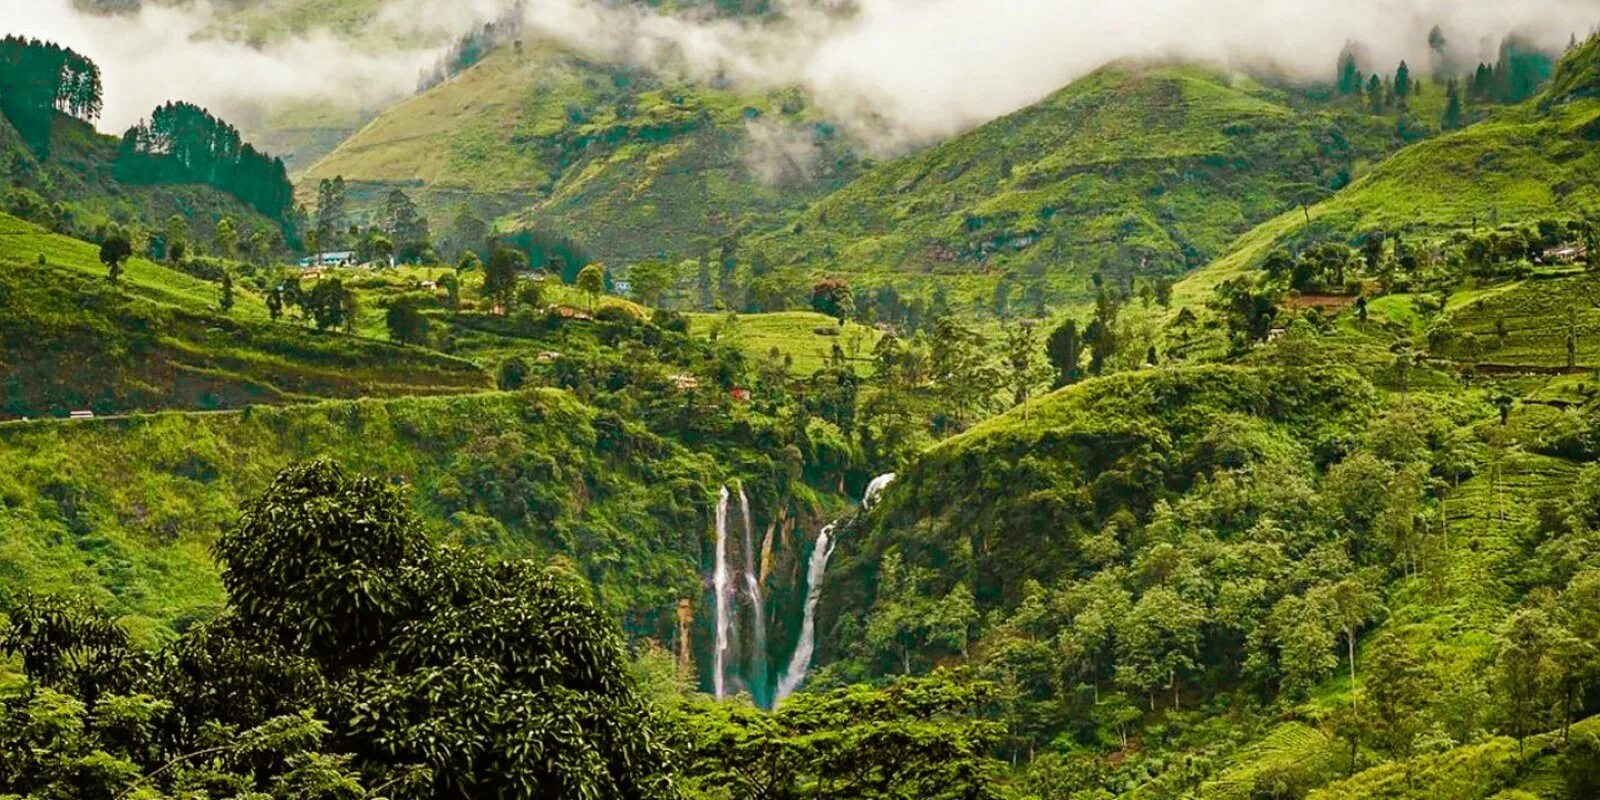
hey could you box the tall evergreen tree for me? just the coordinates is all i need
[1443,77,1464,129]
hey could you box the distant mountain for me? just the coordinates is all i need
[302,43,867,266]
[743,63,1444,312]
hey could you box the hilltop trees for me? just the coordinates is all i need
[0,36,102,155]
[116,102,294,223]
[577,263,606,312]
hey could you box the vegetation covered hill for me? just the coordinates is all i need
[814,355,1598,798]
[1176,46,1600,305]
[302,45,865,266]
[0,106,284,249]
[743,63,1441,313]
[0,212,489,417]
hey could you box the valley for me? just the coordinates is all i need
[3,4,1600,800]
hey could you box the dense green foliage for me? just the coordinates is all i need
[2,460,677,799]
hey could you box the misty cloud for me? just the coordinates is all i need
[0,0,488,131]
[5,0,1598,153]
[741,117,822,186]
[514,0,1600,150]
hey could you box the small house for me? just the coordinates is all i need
[296,251,356,269]
[730,387,752,403]
[68,410,95,420]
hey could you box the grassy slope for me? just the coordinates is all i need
[750,63,1426,309]
[1173,98,1600,309]
[0,212,489,418]
[686,311,882,376]
[302,45,864,265]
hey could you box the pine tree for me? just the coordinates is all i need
[1337,48,1363,95]
[1394,61,1411,98]
[1443,77,1464,129]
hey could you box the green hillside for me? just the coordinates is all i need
[302,45,865,265]
[815,355,1597,799]
[0,110,284,248]
[0,212,489,418]
[0,390,714,641]
[1176,68,1600,306]
[745,63,1439,312]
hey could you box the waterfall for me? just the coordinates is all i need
[775,473,897,702]
[776,523,836,702]
[863,473,897,510]
[739,486,770,704]
[713,486,734,698]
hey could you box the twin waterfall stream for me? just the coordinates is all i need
[711,474,895,707]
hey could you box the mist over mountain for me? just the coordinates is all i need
[9,0,1598,149]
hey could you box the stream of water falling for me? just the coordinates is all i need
[776,522,836,702]
[712,486,733,698]
[775,473,897,702]
[739,487,769,704]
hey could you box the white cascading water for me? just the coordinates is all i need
[775,473,897,702]
[739,487,769,703]
[712,486,734,698]
[776,522,836,702]
[863,473,897,510]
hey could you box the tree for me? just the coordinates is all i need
[99,232,131,282]
[212,460,679,796]
[1002,319,1047,416]
[385,297,430,346]
[1313,578,1383,708]
[1046,318,1083,388]
[1495,608,1552,752]
[1337,46,1363,95]
[381,189,430,263]
[1368,74,1383,113]
[577,263,606,312]
[811,278,854,324]
[928,316,995,431]
[314,176,346,253]
[305,278,354,331]
[219,270,234,312]
[214,216,237,259]
[1443,77,1464,129]
[1084,292,1121,375]
[1116,586,1205,710]
[484,246,525,315]
[1394,60,1411,100]
[438,272,460,309]
[266,283,284,321]
[628,259,676,308]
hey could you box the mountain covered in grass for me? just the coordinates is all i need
[300,41,866,265]
[739,63,1447,311]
